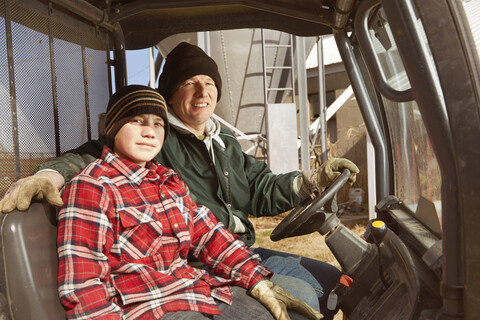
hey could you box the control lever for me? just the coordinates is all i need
[371,220,389,288]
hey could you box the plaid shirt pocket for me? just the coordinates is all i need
[117,205,165,261]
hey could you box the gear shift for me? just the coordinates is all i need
[371,220,389,288]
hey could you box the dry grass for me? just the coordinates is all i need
[250,215,367,320]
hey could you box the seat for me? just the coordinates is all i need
[0,202,66,319]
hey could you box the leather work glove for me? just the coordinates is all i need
[0,174,64,213]
[249,279,323,320]
[295,158,360,199]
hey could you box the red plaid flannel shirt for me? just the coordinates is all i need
[57,146,271,319]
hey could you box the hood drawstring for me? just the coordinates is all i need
[203,118,225,164]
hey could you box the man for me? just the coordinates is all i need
[0,42,359,316]
[57,84,321,319]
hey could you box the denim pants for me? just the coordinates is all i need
[161,286,312,320]
[269,273,319,311]
[194,254,321,311]
[253,247,342,310]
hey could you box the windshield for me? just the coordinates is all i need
[369,13,442,223]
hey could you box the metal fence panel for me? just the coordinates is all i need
[0,0,111,197]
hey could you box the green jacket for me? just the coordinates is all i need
[35,123,301,246]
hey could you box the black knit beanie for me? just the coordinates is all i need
[158,42,222,103]
[105,85,169,146]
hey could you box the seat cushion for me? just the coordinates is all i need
[0,202,65,320]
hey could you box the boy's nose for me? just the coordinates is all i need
[142,125,156,137]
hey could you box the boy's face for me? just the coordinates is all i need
[168,74,217,134]
[114,114,165,167]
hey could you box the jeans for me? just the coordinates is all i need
[270,273,319,311]
[161,286,312,320]
[253,247,342,316]
[196,256,320,311]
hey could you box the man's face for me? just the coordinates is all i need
[114,114,165,167]
[168,75,218,134]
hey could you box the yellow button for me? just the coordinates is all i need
[372,220,385,228]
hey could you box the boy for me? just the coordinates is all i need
[57,85,322,320]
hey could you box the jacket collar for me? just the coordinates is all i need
[167,107,225,149]
[101,146,170,185]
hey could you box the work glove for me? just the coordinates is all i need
[0,175,63,213]
[248,279,323,320]
[295,158,359,199]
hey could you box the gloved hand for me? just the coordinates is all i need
[295,158,359,199]
[0,174,64,213]
[249,279,323,320]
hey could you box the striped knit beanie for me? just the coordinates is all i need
[105,85,169,146]
[158,42,222,103]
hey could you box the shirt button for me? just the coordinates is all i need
[148,172,153,176]
[173,223,179,228]
[210,162,214,167]
[137,214,142,220]
[227,204,231,208]
[224,171,229,176]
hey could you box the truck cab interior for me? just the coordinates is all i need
[1,0,479,319]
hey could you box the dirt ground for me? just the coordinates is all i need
[250,214,368,320]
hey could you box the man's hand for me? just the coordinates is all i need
[316,158,359,187]
[0,172,65,213]
[296,158,359,199]
[249,279,323,320]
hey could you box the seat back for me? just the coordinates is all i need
[0,202,66,319]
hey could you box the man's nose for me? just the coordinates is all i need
[195,83,208,96]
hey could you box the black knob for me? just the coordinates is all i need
[371,220,387,247]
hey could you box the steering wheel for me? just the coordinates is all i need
[270,169,351,241]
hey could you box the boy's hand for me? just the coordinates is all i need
[249,279,323,320]
[0,174,64,213]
